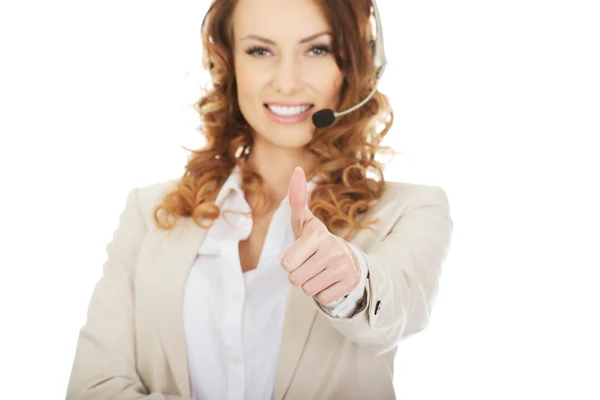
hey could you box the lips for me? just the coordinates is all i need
[263,103,314,124]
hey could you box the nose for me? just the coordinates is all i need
[271,55,303,96]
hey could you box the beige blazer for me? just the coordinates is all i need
[66,178,453,400]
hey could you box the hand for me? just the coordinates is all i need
[280,167,361,306]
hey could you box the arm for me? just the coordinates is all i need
[66,188,190,400]
[314,186,453,355]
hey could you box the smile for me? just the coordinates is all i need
[263,103,314,125]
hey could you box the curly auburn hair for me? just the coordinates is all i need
[154,0,395,240]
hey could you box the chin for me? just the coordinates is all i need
[256,125,314,150]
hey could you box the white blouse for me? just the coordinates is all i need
[183,167,368,400]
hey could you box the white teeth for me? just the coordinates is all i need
[268,105,311,116]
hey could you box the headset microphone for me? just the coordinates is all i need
[312,0,387,129]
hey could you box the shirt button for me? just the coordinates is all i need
[229,352,243,364]
[232,293,243,303]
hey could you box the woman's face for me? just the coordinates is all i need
[232,0,343,150]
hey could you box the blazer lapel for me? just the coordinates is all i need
[273,285,318,400]
[153,216,208,397]
[271,220,380,400]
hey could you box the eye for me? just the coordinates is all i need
[245,46,272,57]
[308,45,331,56]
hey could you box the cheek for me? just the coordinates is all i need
[235,68,264,121]
[323,71,344,103]
[235,55,265,95]
[235,64,255,99]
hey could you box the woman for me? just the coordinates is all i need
[67,0,453,398]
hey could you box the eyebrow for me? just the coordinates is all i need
[241,31,332,45]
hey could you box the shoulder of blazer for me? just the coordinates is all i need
[371,181,450,218]
[355,181,452,243]
[131,178,181,229]
[129,178,451,233]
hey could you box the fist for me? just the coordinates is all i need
[280,167,361,306]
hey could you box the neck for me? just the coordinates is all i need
[246,136,318,207]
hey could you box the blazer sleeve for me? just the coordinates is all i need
[314,185,453,355]
[66,188,190,400]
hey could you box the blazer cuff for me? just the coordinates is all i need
[318,242,368,318]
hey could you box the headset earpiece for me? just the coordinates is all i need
[371,0,387,79]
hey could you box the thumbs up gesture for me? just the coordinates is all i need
[281,167,361,306]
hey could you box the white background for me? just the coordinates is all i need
[1,0,599,398]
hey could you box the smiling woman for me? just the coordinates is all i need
[65,0,453,399]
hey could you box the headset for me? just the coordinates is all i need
[311,0,387,128]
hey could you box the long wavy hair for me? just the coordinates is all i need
[154,0,395,240]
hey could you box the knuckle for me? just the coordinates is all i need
[302,283,313,297]
[288,273,297,285]
[281,256,296,272]
[316,293,327,304]
[288,272,301,286]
